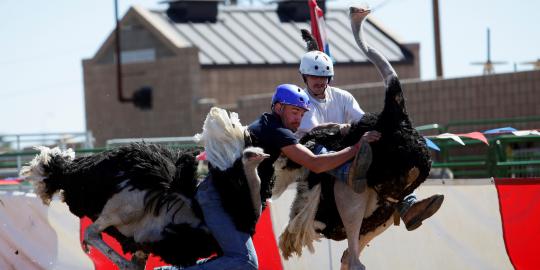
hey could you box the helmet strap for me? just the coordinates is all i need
[272,102,285,115]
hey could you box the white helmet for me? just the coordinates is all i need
[299,51,334,77]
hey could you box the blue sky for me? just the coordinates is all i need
[1,0,538,135]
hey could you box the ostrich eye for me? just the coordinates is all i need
[244,152,258,159]
[314,65,319,70]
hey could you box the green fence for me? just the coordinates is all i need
[2,117,540,180]
[418,116,540,178]
[0,143,200,179]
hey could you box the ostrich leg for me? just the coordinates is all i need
[334,180,369,270]
[84,217,144,270]
[83,190,147,270]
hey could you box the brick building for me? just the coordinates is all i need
[83,1,420,146]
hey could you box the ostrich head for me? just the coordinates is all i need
[241,147,269,168]
[349,5,371,23]
[349,4,397,84]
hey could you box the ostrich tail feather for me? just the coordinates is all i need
[278,183,324,259]
[300,29,319,52]
[195,107,245,171]
[271,156,310,198]
[20,146,75,205]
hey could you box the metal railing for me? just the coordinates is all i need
[2,118,539,181]
[418,116,540,178]
[0,131,94,175]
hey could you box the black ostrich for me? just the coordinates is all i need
[273,6,431,270]
[21,135,268,270]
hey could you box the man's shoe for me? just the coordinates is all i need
[346,141,372,193]
[402,194,444,231]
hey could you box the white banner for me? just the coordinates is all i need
[0,191,93,270]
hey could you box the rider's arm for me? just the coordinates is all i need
[281,143,358,173]
[281,130,381,174]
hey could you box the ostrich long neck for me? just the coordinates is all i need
[244,164,262,216]
[351,16,397,85]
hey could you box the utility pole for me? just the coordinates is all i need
[432,0,443,78]
[114,0,131,103]
[113,0,152,109]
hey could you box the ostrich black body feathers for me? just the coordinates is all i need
[284,77,431,240]
[35,143,228,267]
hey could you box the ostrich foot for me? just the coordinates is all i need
[340,249,366,270]
[85,224,136,270]
[82,240,90,253]
[130,251,148,270]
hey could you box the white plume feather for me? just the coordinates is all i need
[194,107,246,171]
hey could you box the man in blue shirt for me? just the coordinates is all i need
[158,84,378,270]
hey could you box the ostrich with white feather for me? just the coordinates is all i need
[21,107,268,270]
[273,6,434,270]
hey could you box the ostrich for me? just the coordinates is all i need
[242,147,271,215]
[274,6,432,270]
[21,109,268,270]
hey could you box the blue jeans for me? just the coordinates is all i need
[313,144,355,184]
[156,176,258,270]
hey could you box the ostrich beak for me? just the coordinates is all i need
[253,153,270,162]
[349,6,371,17]
[245,152,270,162]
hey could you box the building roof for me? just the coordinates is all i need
[136,5,413,66]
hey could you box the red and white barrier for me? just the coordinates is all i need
[1,178,539,269]
[0,192,93,270]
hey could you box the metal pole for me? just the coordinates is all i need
[432,0,443,78]
[328,239,334,270]
[86,130,94,149]
[16,135,21,173]
[487,28,491,61]
[114,0,131,102]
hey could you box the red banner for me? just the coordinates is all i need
[495,178,540,270]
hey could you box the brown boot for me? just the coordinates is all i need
[346,141,372,193]
[402,194,444,231]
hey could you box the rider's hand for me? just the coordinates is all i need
[338,124,351,136]
[311,123,350,136]
[359,131,381,144]
[351,131,380,152]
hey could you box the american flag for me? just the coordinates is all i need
[308,0,331,57]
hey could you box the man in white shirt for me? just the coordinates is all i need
[296,50,444,231]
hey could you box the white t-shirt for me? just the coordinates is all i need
[296,86,365,138]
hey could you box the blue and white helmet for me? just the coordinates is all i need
[272,84,310,111]
[299,51,334,77]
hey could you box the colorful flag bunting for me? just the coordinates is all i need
[512,130,540,136]
[436,133,466,145]
[456,132,489,145]
[424,137,440,151]
[484,127,517,134]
